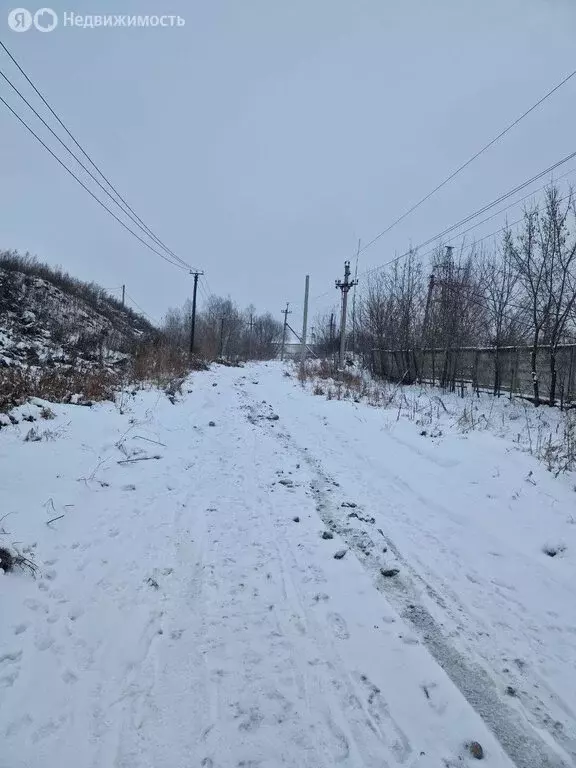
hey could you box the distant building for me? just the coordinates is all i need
[270,341,319,359]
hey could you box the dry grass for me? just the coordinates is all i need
[0,342,210,415]
[39,405,56,420]
[297,358,576,477]
[0,545,37,575]
[297,360,381,406]
[0,366,120,412]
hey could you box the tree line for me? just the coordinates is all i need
[162,295,284,361]
[313,186,576,404]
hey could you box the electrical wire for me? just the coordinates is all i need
[125,292,157,324]
[306,150,576,311]
[357,67,576,257]
[0,92,190,271]
[0,67,196,271]
[361,149,576,281]
[0,40,200,273]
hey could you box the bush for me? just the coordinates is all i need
[0,366,120,412]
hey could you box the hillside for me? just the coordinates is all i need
[0,251,155,370]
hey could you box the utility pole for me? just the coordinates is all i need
[219,315,226,358]
[189,270,204,354]
[280,302,292,361]
[121,284,125,307]
[351,239,360,354]
[329,312,335,366]
[300,275,310,369]
[335,260,358,369]
[247,312,254,361]
[422,273,435,346]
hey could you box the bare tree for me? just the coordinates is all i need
[540,188,576,404]
[478,236,525,393]
[250,312,283,359]
[507,187,576,404]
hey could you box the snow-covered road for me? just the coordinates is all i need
[1,363,575,767]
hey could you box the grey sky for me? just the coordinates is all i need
[1,0,575,327]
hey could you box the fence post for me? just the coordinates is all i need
[510,347,519,400]
[473,349,480,397]
[568,346,575,405]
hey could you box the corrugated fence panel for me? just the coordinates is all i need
[372,344,576,404]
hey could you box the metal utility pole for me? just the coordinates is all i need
[300,275,310,369]
[335,260,358,369]
[280,302,292,361]
[422,272,435,346]
[121,284,125,307]
[189,270,204,354]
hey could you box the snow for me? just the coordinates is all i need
[0,267,149,369]
[1,364,575,767]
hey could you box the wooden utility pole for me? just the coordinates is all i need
[189,270,204,354]
[417,272,436,384]
[280,302,292,361]
[300,275,310,369]
[219,315,226,358]
[247,312,254,360]
[335,261,358,369]
[351,239,360,354]
[121,284,125,307]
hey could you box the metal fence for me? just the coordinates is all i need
[372,344,576,405]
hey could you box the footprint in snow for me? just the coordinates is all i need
[68,606,84,621]
[327,612,350,640]
[62,669,78,684]
[24,598,49,614]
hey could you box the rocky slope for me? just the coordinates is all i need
[0,255,154,370]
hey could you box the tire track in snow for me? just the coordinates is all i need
[238,379,572,768]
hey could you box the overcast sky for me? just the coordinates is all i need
[1,0,576,328]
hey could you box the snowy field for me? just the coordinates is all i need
[1,362,575,767]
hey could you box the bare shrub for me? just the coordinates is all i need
[133,343,190,386]
[0,367,121,412]
[535,410,576,476]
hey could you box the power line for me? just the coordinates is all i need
[0,40,199,273]
[391,186,574,283]
[419,166,576,255]
[198,277,211,304]
[0,92,190,271]
[125,292,157,324]
[305,149,576,312]
[202,274,214,298]
[361,148,576,280]
[358,67,576,257]
[0,66,196,271]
